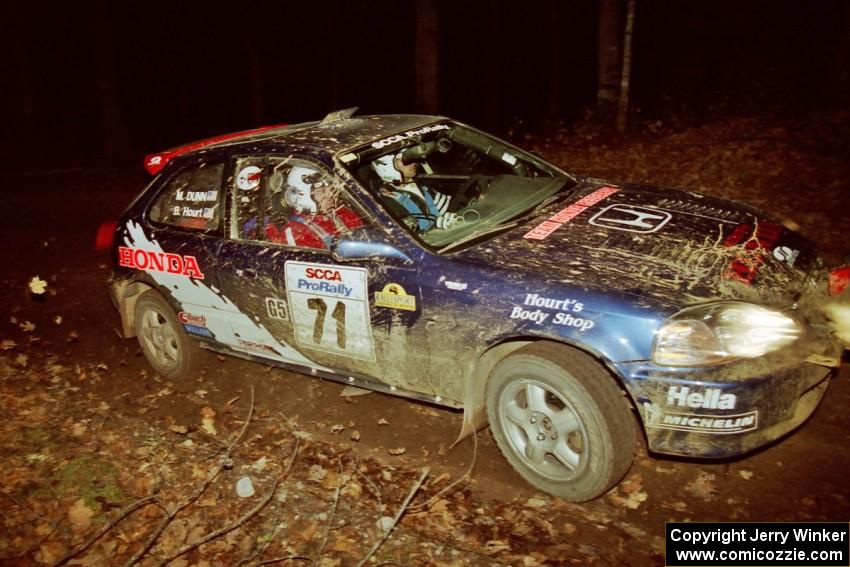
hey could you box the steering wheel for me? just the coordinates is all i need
[399,213,437,234]
[454,175,485,209]
[398,212,439,233]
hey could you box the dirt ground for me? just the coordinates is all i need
[0,112,848,566]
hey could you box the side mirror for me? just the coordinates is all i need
[331,238,412,264]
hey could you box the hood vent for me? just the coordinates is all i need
[654,198,740,220]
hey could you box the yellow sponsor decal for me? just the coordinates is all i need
[374,283,416,311]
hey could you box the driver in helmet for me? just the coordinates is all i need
[372,153,460,232]
[268,165,363,249]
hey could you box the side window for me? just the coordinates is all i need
[149,162,223,231]
[231,157,267,241]
[231,157,366,251]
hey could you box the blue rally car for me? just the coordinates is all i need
[109,109,844,501]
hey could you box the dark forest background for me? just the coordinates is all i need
[2,0,848,170]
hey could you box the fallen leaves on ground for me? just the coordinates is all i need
[686,471,719,501]
[0,352,647,566]
[28,277,48,295]
[200,405,217,436]
[608,475,649,510]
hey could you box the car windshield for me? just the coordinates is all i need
[342,121,576,252]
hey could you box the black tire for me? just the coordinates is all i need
[133,290,199,381]
[486,343,635,501]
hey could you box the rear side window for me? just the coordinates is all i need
[230,156,367,250]
[148,162,224,231]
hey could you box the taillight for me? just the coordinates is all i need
[829,266,850,296]
[95,221,117,251]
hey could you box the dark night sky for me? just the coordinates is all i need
[1,1,847,168]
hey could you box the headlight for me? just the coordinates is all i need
[652,301,801,366]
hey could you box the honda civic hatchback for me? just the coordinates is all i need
[108,108,844,501]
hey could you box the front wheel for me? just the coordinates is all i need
[486,343,636,501]
[133,290,199,381]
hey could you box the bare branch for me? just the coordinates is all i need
[410,430,478,512]
[52,496,160,567]
[357,463,384,516]
[156,476,281,566]
[0,516,61,563]
[228,387,256,451]
[222,411,304,567]
[3,482,67,563]
[314,458,347,562]
[124,387,256,567]
[0,489,39,518]
[251,556,312,566]
[356,467,430,567]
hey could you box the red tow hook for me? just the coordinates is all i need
[95,220,118,251]
[829,266,850,296]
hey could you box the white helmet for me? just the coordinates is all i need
[372,154,402,184]
[284,165,320,213]
[236,165,262,191]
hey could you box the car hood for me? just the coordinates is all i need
[463,181,819,307]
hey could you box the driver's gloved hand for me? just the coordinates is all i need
[436,211,462,230]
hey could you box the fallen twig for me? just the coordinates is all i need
[314,458,348,563]
[228,387,256,451]
[0,489,39,518]
[122,464,223,567]
[1,514,62,563]
[227,411,305,567]
[357,464,384,517]
[156,475,282,566]
[52,496,160,567]
[4,484,67,563]
[123,387,256,567]
[251,555,312,566]
[410,430,478,512]
[355,467,430,567]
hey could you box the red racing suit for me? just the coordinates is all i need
[267,206,363,249]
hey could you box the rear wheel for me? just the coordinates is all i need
[486,343,635,501]
[133,291,199,381]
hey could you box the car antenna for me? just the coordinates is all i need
[321,107,359,124]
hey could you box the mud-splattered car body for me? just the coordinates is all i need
[108,110,843,500]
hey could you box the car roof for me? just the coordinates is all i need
[276,114,445,152]
[145,112,445,174]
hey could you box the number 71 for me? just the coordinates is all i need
[307,298,346,349]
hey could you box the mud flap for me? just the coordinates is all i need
[824,266,850,348]
[109,279,146,339]
[453,403,489,448]
[451,340,532,448]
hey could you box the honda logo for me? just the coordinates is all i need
[589,204,672,233]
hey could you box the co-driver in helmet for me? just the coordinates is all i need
[268,165,363,249]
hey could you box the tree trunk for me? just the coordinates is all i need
[3,2,35,160]
[245,43,264,126]
[482,4,502,129]
[616,0,636,132]
[327,8,340,110]
[831,2,850,92]
[416,0,440,114]
[546,0,562,124]
[88,0,131,159]
[597,0,622,113]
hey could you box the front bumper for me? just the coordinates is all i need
[617,354,836,459]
